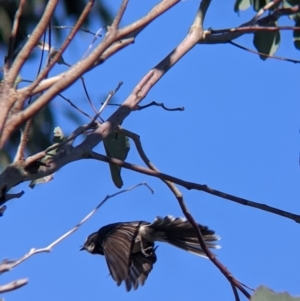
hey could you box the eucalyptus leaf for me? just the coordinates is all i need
[251,286,300,301]
[29,127,65,188]
[103,132,130,188]
[253,23,280,60]
[234,0,252,12]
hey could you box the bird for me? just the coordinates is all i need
[80,215,220,291]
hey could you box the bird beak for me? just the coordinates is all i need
[80,246,85,251]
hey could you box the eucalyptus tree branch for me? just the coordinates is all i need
[19,0,95,104]
[4,0,26,71]
[251,0,282,24]
[119,128,249,300]
[209,25,300,35]
[0,0,181,147]
[1,141,299,225]
[0,278,28,293]
[256,3,300,26]
[201,2,299,44]
[86,152,300,224]
[5,0,59,87]
[17,37,134,97]
[229,40,300,64]
[105,101,184,112]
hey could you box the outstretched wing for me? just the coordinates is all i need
[102,222,141,287]
[125,250,156,291]
[102,222,157,291]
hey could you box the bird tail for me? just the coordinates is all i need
[150,216,220,258]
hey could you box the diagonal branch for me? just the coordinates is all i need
[5,0,59,88]
[119,126,249,300]
[86,152,300,224]
[4,0,26,71]
[0,182,153,273]
[0,278,28,293]
[229,40,300,64]
[0,0,181,147]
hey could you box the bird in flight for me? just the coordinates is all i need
[80,215,220,291]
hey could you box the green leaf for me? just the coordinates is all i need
[293,20,300,50]
[103,132,130,188]
[251,286,300,301]
[253,0,268,12]
[253,24,280,60]
[29,127,65,188]
[234,0,252,12]
[285,0,300,6]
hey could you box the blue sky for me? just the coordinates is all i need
[1,0,300,300]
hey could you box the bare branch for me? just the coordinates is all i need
[0,182,153,273]
[120,126,249,300]
[59,94,93,120]
[251,0,282,24]
[110,0,129,30]
[209,25,300,35]
[0,278,28,293]
[201,3,299,44]
[78,15,205,152]
[1,1,181,147]
[86,152,300,224]
[5,0,59,87]
[136,101,184,112]
[256,3,300,26]
[4,0,26,71]
[97,81,123,119]
[193,0,212,28]
[105,101,184,112]
[19,0,95,102]
[52,25,101,36]
[229,41,300,64]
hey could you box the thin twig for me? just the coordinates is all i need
[105,101,184,112]
[4,0,26,71]
[24,81,123,165]
[87,151,300,224]
[231,283,241,301]
[52,26,101,36]
[228,41,300,64]
[0,182,153,274]
[97,81,123,119]
[251,0,282,23]
[59,94,93,120]
[210,25,300,35]
[136,101,184,111]
[80,76,99,116]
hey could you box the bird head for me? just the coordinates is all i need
[80,232,100,254]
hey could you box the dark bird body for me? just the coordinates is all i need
[81,216,220,291]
